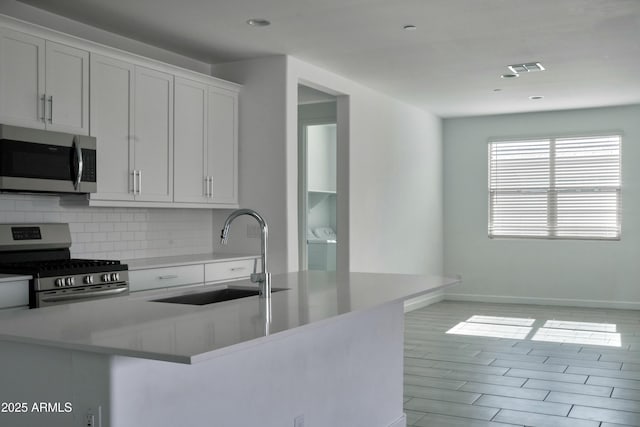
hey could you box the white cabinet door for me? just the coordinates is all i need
[0,29,88,134]
[45,41,89,135]
[0,279,29,309]
[174,77,208,203]
[134,66,174,202]
[207,86,238,204]
[129,264,204,292]
[0,28,45,129]
[90,54,135,201]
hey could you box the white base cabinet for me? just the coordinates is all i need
[129,264,204,293]
[129,257,259,294]
[0,277,29,310]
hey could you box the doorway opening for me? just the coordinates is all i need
[298,85,337,271]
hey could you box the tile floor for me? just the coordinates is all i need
[403,301,640,427]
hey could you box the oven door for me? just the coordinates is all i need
[0,125,96,193]
[35,283,129,308]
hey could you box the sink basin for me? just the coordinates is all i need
[152,287,288,306]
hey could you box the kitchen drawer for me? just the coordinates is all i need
[0,279,29,309]
[129,265,204,292]
[205,258,258,283]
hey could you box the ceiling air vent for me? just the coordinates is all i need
[508,62,545,74]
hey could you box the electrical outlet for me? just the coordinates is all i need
[294,414,304,427]
[246,224,260,238]
[85,413,95,427]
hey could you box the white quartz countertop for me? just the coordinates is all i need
[0,272,459,364]
[0,274,32,283]
[124,253,259,270]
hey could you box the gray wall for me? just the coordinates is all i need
[444,104,640,308]
[213,56,444,275]
[289,57,444,276]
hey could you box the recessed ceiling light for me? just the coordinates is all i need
[501,73,519,79]
[403,25,417,31]
[246,18,271,27]
[529,95,544,100]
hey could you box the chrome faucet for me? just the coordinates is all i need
[220,209,271,298]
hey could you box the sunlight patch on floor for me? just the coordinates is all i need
[446,316,621,347]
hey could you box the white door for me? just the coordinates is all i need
[207,86,238,204]
[174,77,208,203]
[89,54,135,201]
[45,41,89,135]
[133,66,173,202]
[0,28,45,129]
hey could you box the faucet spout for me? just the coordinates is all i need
[220,209,271,298]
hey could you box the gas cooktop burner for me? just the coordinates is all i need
[0,258,126,277]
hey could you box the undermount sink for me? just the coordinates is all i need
[152,287,288,306]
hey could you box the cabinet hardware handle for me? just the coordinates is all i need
[40,95,46,122]
[158,275,178,280]
[204,176,209,197]
[230,267,246,271]
[138,170,142,194]
[48,96,53,123]
[72,136,83,190]
[131,171,137,194]
[208,177,213,198]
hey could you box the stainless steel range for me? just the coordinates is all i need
[0,223,129,308]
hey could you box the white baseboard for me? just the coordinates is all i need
[388,413,406,427]
[404,290,445,313]
[445,293,640,310]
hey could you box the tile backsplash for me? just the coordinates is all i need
[0,194,213,260]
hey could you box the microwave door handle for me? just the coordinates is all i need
[73,136,84,190]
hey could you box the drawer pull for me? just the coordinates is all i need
[230,267,246,272]
[158,275,179,280]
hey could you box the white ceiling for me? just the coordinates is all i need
[17,0,640,117]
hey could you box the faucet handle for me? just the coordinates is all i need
[251,272,265,283]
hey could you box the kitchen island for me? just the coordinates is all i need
[0,271,458,427]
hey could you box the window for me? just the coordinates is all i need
[488,134,621,240]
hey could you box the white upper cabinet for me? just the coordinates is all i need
[0,28,88,135]
[90,54,135,201]
[133,66,174,202]
[174,78,238,206]
[174,77,208,203]
[207,86,238,204]
[0,29,44,129]
[90,57,174,203]
[0,16,239,209]
[45,41,89,134]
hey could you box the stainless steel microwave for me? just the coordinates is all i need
[0,124,96,194]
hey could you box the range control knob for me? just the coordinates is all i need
[65,277,75,286]
[101,274,111,282]
[110,273,120,282]
[83,275,94,285]
[55,278,65,287]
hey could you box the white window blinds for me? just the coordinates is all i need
[489,135,621,240]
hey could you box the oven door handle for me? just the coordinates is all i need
[40,286,128,303]
[73,136,84,190]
